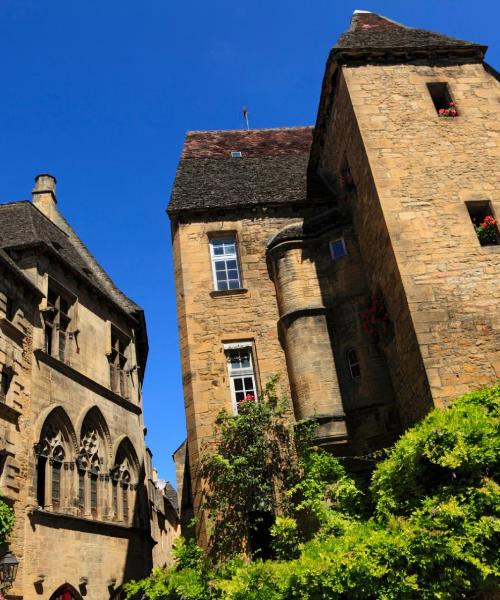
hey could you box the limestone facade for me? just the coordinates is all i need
[0,176,178,599]
[168,11,499,545]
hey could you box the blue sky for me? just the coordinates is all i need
[1,0,498,484]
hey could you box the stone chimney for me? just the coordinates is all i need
[32,174,58,221]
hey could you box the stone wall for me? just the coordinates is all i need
[344,61,500,407]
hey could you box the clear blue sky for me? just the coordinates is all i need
[1,0,498,484]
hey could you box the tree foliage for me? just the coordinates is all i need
[0,493,14,546]
[125,383,500,600]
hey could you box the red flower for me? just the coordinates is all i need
[244,394,255,401]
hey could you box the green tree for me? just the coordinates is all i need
[125,383,500,600]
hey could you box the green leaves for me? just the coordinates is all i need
[125,383,500,600]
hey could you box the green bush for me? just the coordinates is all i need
[126,383,500,600]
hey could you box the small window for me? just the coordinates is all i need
[330,239,348,260]
[0,369,12,402]
[225,345,257,413]
[78,471,85,510]
[44,285,73,362]
[210,237,242,291]
[427,82,458,117]
[5,297,16,322]
[52,461,62,510]
[109,328,130,397]
[230,151,242,158]
[347,349,361,379]
[466,201,499,246]
[90,475,98,517]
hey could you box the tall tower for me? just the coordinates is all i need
[311,11,499,426]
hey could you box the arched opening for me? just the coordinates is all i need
[111,437,139,524]
[35,407,76,511]
[77,407,110,519]
[49,584,82,600]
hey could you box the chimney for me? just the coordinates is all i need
[32,174,58,221]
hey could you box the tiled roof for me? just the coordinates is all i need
[0,201,141,317]
[168,127,333,214]
[181,127,314,159]
[334,11,485,57]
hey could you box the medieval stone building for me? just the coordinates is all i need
[168,11,500,542]
[0,175,178,599]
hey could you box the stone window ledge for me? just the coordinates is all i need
[30,507,147,535]
[33,349,142,415]
[0,400,21,422]
[0,317,26,346]
[210,288,248,298]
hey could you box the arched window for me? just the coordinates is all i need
[111,438,139,524]
[77,407,109,519]
[347,349,361,379]
[35,408,75,511]
[49,584,82,600]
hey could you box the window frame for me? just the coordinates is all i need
[224,342,258,414]
[44,280,75,362]
[347,349,361,380]
[209,236,243,292]
[108,326,130,397]
[329,238,348,261]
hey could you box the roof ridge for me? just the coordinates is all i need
[186,125,313,135]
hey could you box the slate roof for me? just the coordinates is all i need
[333,11,486,58]
[168,127,332,215]
[156,479,179,512]
[0,201,142,318]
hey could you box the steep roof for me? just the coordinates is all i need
[333,11,486,60]
[168,127,332,215]
[0,201,140,314]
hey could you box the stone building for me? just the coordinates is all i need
[168,11,500,542]
[0,175,178,599]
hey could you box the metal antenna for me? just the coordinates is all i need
[242,106,250,130]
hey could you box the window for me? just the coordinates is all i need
[225,345,257,413]
[112,481,118,516]
[427,82,457,117]
[109,329,129,397]
[465,201,499,246]
[51,460,62,510]
[209,237,242,291]
[347,349,361,379]
[0,369,12,403]
[330,238,348,260]
[5,297,15,322]
[78,471,85,510]
[230,151,242,158]
[90,475,98,517]
[44,286,72,362]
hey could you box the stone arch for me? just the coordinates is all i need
[35,406,77,511]
[48,583,83,600]
[34,404,78,455]
[77,406,112,470]
[110,436,141,524]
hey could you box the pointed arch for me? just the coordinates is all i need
[49,583,83,600]
[34,404,78,454]
[110,436,140,524]
[77,406,111,469]
[35,406,77,511]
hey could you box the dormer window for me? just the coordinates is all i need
[109,328,130,397]
[44,285,73,362]
[230,151,242,158]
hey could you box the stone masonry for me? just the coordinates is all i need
[169,11,499,547]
